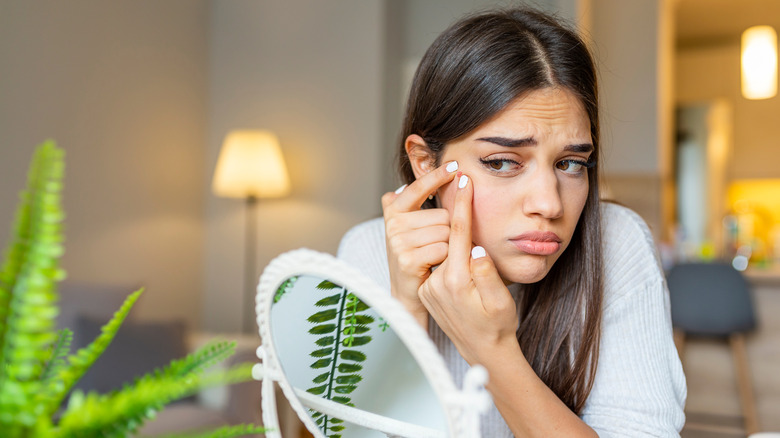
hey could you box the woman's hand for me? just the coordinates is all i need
[381,161,459,328]
[418,173,519,365]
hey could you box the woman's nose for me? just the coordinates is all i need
[522,168,564,219]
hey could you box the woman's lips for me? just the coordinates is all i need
[509,231,562,256]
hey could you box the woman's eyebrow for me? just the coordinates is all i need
[564,143,594,153]
[477,136,594,154]
[476,136,536,147]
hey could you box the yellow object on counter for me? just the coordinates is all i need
[727,179,780,264]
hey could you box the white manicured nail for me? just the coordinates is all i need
[395,184,407,194]
[458,174,469,189]
[446,161,458,172]
[471,246,486,259]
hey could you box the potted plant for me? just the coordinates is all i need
[0,141,266,438]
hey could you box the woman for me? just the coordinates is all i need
[338,7,686,437]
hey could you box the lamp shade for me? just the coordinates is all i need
[741,25,778,100]
[212,130,291,199]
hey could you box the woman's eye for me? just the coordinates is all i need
[556,159,591,174]
[480,158,519,173]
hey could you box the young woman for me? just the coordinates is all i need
[338,7,686,437]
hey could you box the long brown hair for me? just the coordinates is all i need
[398,7,603,414]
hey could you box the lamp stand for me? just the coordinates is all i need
[243,195,258,333]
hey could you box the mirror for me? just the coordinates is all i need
[271,274,446,437]
[254,249,489,438]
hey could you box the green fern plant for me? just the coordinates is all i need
[0,141,265,438]
[304,279,374,438]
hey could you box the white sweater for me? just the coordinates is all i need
[337,202,687,437]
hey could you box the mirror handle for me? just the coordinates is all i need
[463,365,490,409]
[261,375,283,438]
[254,344,284,438]
[442,365,490,438]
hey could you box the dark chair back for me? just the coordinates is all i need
[667,262,756,337]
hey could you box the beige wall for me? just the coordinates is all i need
[589,0,675,239]
[0,0,665,334]
[203,0,387,332]
[0,0,392,333]
[677,44,780,180]
[0,0,209,327]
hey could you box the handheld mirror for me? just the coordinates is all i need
[253,248,490,438]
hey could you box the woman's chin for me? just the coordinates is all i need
[496,259,554,285]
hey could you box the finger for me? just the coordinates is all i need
[388,224,450,252]
[385,209,449,236]
[387,161,459,213]
[400,242,449,275]
[447,172,474,271]
[470,246,513,313]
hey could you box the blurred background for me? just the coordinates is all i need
[1,0,779,435]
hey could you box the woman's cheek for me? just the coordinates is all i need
[471,182,499,245]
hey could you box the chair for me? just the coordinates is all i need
[667,262,760,435]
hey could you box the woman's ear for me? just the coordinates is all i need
[405,134,436,179]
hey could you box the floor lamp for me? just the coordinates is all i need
[212,130,291,333]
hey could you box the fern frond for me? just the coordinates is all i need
[56,362,254,438]
[315,280,339,290]
[33,328,74,418]
[40,328,73,383]
[44,288,143,414]
[155,424,268,438]
[0,141,65,430]
[163,339,236,378]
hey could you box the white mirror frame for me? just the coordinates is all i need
[252,248,490,438]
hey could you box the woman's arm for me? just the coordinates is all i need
[483,339,597,437]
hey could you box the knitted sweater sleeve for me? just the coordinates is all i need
[581,203,687,437]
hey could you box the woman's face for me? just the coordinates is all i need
[436,87,592,284]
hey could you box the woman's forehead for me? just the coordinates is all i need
[467,88,590,139]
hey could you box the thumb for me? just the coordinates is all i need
[470,246,513,313]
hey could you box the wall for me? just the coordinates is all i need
[677,44,780,180]
[0,0,209,327]
[203,0,386,332]
[0,0,672,336]
[588,0,674,239]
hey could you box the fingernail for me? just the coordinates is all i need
[458,174,469,189]
[395,184,407,194]
[471,246,486,259]
[446,161,458,172]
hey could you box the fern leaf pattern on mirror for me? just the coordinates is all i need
[307,279,374,438]
[274,276,298,303]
